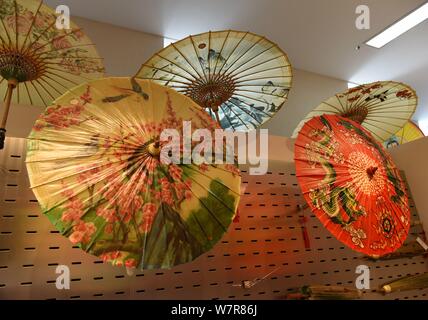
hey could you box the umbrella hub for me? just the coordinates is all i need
[147,141,161,157]
[187,74,235,111]
[0,48,45,82]
[366,166,378,180]
[341,106,369,124]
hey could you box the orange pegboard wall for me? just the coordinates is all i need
[0,137,427,300]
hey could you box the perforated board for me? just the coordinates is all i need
[0,137,427,300]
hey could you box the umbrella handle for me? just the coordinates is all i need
[0,80,17,150]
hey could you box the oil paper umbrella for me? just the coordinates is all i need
[292,81,417,142]
[384,120,425,149]
[26,77,241,270]
[294,114,410,257]
[0,0,104,149]
[136,30,292,131]
[381,272,428,293]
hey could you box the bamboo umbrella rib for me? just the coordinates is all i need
[234,64,291,80]
[241,98,283,119]
[171,41,206,82]
[154,53,198,80]
[46,56,105,62]
[212,30,230,75]
[39,43,98,57]
[234,83,290,88]
[188,35,208,82]
[353,82,403,109]
[364,117,402,130]
[189,210,211,242]
[2,87,7,101]
[23,81,34,105]
[226,98,263,123]
[0,32,9,48]
[369,110,416,114]
[45,67,94,82]
[146,77,190,86]
[0,18,13,47]
[233,92,272,105]
[42,73,75,92]
[140,64,194,82]
[28,80,48,106]
[218,104,235,129]
[358,97,398,111]
[365,98,416,111]
[22,18,57,55]
[234,75,292,84]
[30,28,85,55]
[14,0,18,51]
[226,44,277,77]
[333,95,348,113]
[207,31,212,80]
[223,101,251,130]
[216,31,249,75]
[207,107,213,118]
[362,120,396,136]
[20,0,43,51]
[221,36,264,76]
[235,88,285,99]
[45,70,81,87]
[182,165,241,197]
[34,78,55,101]
[180,172,229,231]
[167,84,188,90]
[366,114,414,121]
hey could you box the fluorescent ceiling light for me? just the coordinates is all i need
[366,2,428,48]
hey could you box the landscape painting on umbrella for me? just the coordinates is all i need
[295,115,410,256]
[136,30,292,131]
[26,77,241,270]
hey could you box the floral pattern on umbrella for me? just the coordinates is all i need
[295,114,410,256]
[0,0,104,106]
[26,77,241,269]
[292,81,417,142]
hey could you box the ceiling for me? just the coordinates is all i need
[46,0,428,123]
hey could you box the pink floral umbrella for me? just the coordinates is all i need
[26,77,241,270]
[0,0,104,149]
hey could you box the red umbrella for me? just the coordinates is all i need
[294,114,410,256]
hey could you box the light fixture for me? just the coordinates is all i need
[366,2,428,48]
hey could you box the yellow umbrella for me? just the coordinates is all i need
[26,77,241,270]
[292,81,417,142]
[136,30,292,131]
[0,0,104,148]
[384,120,425,148]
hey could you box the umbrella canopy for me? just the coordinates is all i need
[384,120,425,149]
[136,30,292,131]
[0,0,104,147]
[292,81,417,142]
[294,114,410,256]
[26,77,241,270]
